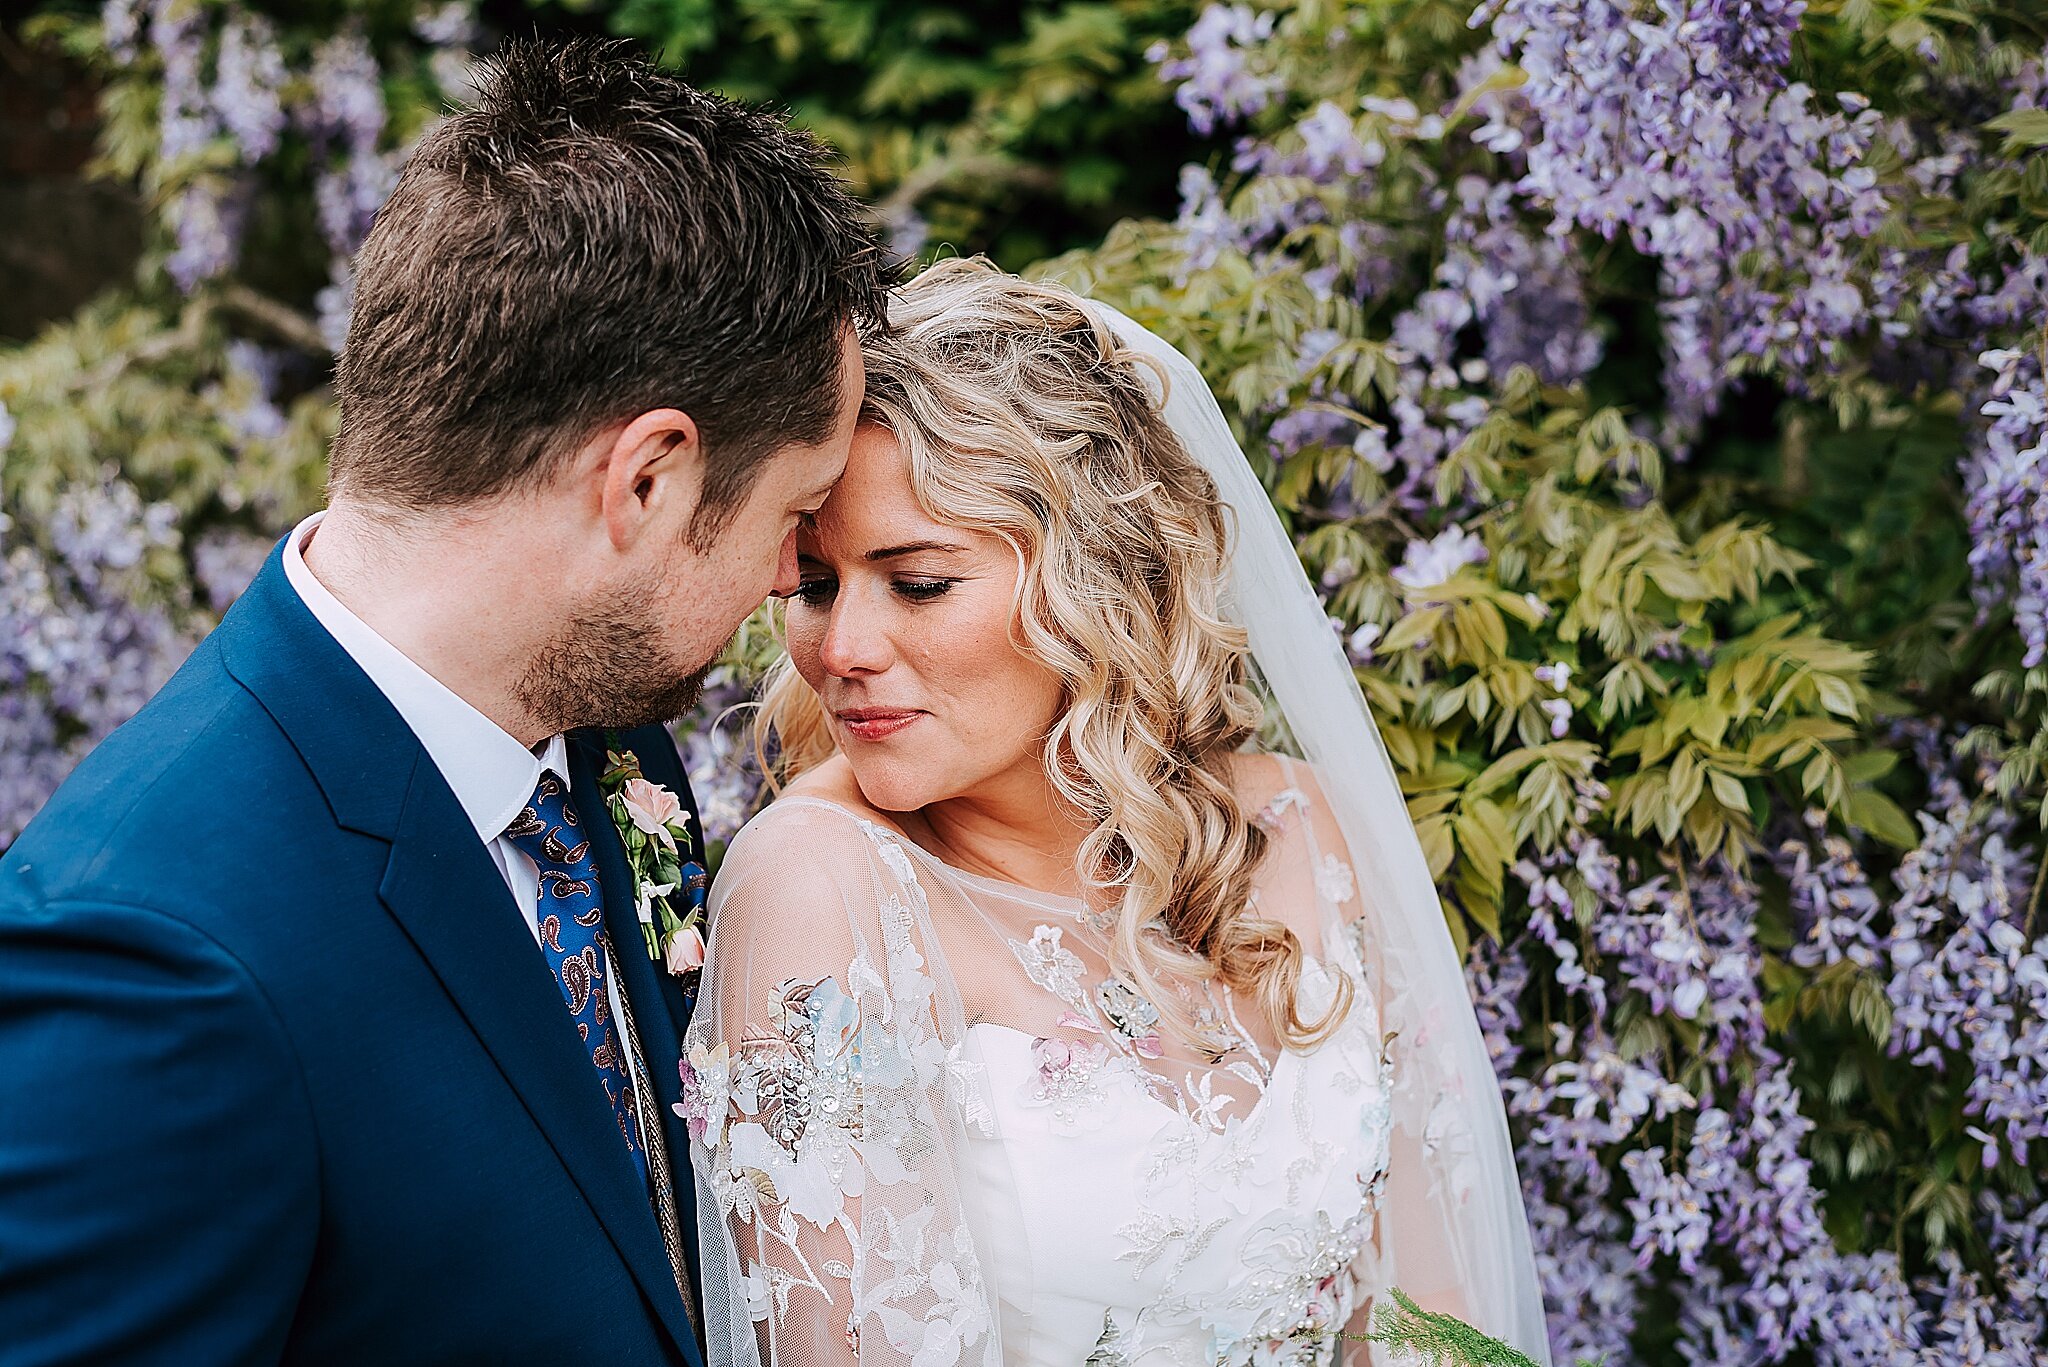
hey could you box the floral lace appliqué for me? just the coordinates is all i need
[1012,924,1088,1003]
[1025,1034,1114,1127]
[1096,976,1166,1058]
[1252,787,1309,834]
[1313,853,1356,906]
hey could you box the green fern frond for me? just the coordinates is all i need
[1366,1288,1598,1367]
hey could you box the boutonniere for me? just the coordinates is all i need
[598,746,708,982]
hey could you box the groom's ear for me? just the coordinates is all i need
[595,408,704,551]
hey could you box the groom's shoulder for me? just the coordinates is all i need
[3,633,348,919]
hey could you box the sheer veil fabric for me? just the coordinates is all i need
[1098,303,1549,1355]
[681,303,1551,1366]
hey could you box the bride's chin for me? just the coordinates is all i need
[845,762,929,817]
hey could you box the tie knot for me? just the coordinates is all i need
[502,772,593,872]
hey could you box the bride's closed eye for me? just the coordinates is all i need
[785,575,961,607]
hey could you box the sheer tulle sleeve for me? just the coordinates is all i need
[681,801,1003,1367]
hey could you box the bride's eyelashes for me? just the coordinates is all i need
[785,575,961,607]
[892,577,960,603]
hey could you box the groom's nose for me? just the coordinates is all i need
[770,527,802,598]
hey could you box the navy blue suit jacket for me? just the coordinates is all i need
[0,547,707,1365]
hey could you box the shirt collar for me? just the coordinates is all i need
[281,511,568,843]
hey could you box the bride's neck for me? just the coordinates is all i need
[908,766,1095,898]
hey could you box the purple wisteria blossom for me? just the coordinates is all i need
[1,480,192,845]
[1477,0,1896,442]
[100,0,143,62]
[1881,736,2047,1171]
[190,527,275,612]
[1971,337,2048,667]
[671,667,765,848]
[1146,4,1278,136]
[1172,165,1239,278]
[1778,810,1885,971]
[1390,525,1487,590]
[216,341,289,444]
[315,259,357,355]
[213,13,289,163]
[150,0,215,165]
[165,182,251,294]
[1621,1145,1712,1273]
[305,31,393,258]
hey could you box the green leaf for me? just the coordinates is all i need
[1708,767,1749,812]
[1413,815,1455,881]
[1839,749,1899,785]
[1846,788,1919,850]
[1367,1286,1551,1367]
[1850,974,1895,1047]
[1382,608,1442,653]
[1988,108,2048,154]
[1814,673,1861,719]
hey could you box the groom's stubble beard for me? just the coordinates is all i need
[514,561,724,734]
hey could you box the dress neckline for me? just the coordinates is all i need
[772,795,1095,910]
[964,1017,1309,1135]
[769,786,1311,912]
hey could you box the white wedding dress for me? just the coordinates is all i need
[681,297,1549,1367]
[685,759,1476,1366]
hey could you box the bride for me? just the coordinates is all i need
[680,258,1549,1366]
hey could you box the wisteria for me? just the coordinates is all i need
[304,30,392,260]
[0,2,489,835]
[1489,782,2048,1360]
[673,667,768,849]
[1144,4,1278,137]
[1879,736,2048,1174]
[213,12,288,162]
[1972,341,2048,667]
[0,480,191,845]
[1475,0,1897,441]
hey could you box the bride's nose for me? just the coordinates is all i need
[816,590,891,677]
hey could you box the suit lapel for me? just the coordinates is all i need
[567,732,704,1296]
[220,552,694,1360]
[379,754,697,1359]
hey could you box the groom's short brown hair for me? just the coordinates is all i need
[330,37,889,533]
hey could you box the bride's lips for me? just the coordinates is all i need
[835,707,925,742]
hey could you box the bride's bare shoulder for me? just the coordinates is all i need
[1222,750,1296,810]
[734,757,911,847]
[714,761,906,911]
[778,754,864,806]
[775,757,904,826]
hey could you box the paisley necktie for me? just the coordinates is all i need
[502,773,647,1185]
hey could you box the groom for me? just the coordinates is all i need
[0,39,885,1366]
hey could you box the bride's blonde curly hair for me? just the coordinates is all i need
[758,256,1346,1049]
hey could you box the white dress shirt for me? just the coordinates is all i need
[282,511,649,1154]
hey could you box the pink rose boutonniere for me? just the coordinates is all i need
[598,746,709,983]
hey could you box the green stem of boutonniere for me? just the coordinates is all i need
[597,742,707,975]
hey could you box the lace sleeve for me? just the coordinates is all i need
[682,801,1001,1367]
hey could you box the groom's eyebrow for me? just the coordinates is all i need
[866,540,969,562]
